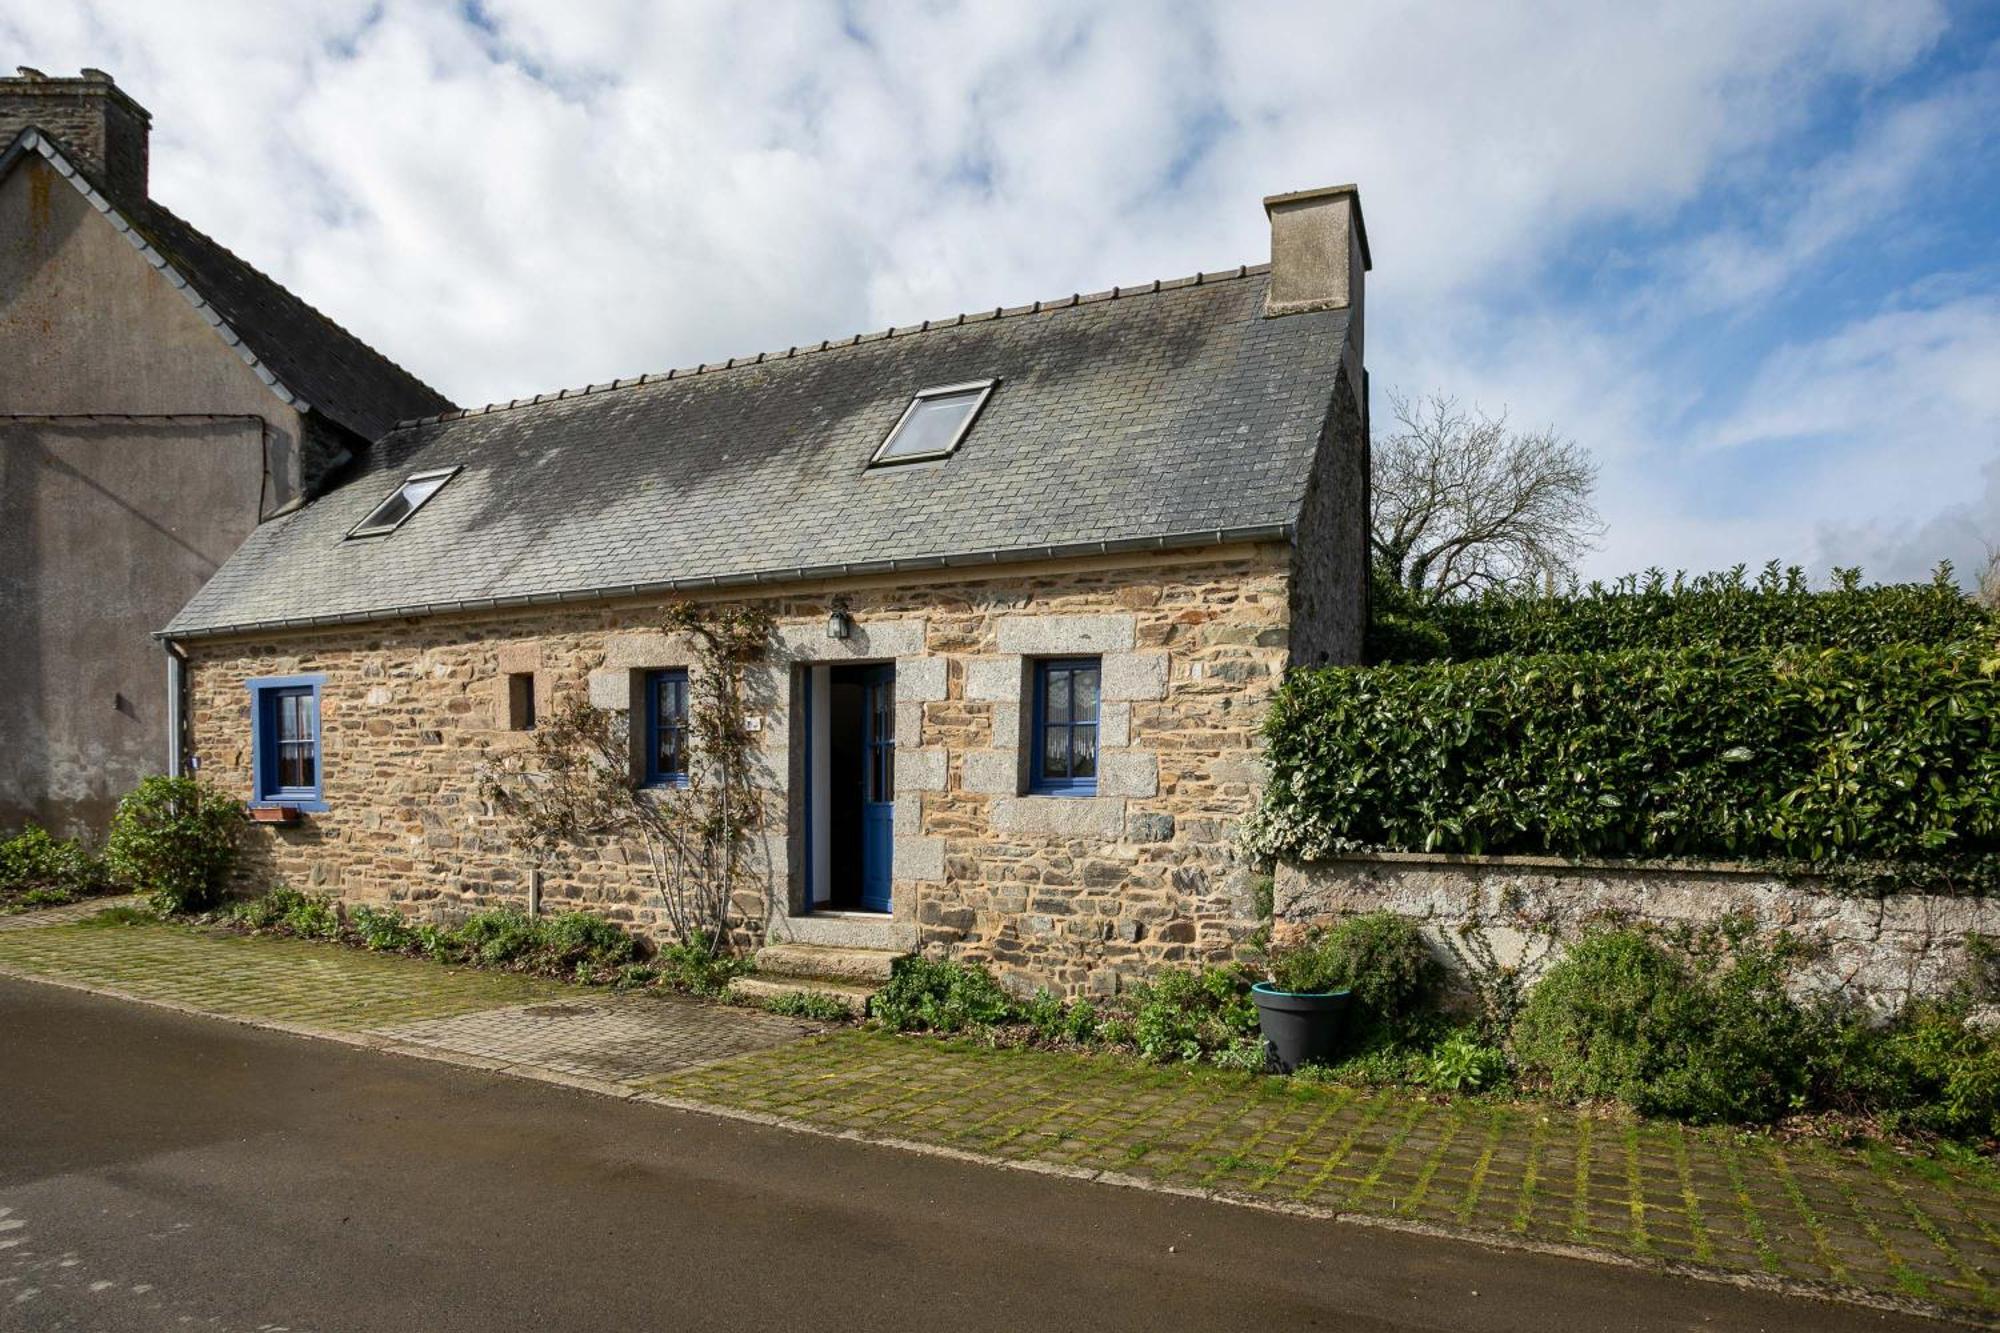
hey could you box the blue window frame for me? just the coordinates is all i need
[1030,658,1100,796]
[247,674,326,810]
[645,669,691,788]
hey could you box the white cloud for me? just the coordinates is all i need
[2,0,1991,583]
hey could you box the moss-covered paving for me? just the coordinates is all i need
[0,918,562,1030]
[648,1030,2000,1318]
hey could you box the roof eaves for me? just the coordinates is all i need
[386,261,1278,435]
[158,522,1295,642]
[0,129,313,417]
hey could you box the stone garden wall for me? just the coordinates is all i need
[1277,853,2000,1013]
[185,544,1300,998]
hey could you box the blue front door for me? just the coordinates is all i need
[860,665,895,913]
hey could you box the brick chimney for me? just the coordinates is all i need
[1264,183,1369,326]
[0,67,151,201]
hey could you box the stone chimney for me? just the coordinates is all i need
[1263,183,1369,322]
[0,67,151,201]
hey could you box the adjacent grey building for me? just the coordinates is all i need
[0,69,451,834]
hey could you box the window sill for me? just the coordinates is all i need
[250,799,326,819]
[1027,784,1100,799]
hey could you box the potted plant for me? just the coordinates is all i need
[1251,940,1351,1073]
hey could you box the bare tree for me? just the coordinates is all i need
[1371,391,1604,598]
[483,603,774,956]
[1977,546,2000,612]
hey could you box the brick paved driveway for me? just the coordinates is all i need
[651,1034,2000,1320]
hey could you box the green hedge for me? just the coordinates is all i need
[1422,565,1991,661]
[1248,644,2000,875]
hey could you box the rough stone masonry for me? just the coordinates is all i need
[187,546,1296,997]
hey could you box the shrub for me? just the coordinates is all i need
[1366,612,1452,666]
[0,827,106,903]
[870,957,1014,1034]
[538,911,637,970]
[1817,1001,2000,1142]
[1267,913,1439,1029]
[1431,563,1991,660]
[104,777,240,915]
[456,908,541,966]
[1513,927,1816,1123]
[1128,966,1256,1063]
[1249,644,2000,875]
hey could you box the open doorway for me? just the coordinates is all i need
[803,662,894,913]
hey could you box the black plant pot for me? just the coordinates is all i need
[1251,983,1352,1074]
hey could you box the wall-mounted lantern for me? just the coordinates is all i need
[827,599,853,641]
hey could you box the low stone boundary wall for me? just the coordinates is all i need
[1276,852,2000,1014]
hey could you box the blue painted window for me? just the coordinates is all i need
[1030,658,1100,796]
[248,674,326,809]
[645,669,691,787]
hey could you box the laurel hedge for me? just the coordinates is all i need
[1246,643,2000,881]
[1415,565,1992,662]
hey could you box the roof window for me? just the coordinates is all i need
[870,380,996,466]
[347,467,459,538]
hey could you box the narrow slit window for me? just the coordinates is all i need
[347,466,460,538]
[506,672,536,731]
[869,380,996,466]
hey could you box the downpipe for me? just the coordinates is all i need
[164,639,188,777]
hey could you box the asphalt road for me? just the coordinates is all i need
[0,976,1943,1332]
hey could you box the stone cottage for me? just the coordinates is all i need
[163,176,1373,998]
[0,69,453,834]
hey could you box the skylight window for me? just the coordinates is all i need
[347,466,460,538]
[870,380,996,466]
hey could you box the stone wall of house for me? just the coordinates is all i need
[185,545,1300,996]
[1277,853,2000,1014]
[1286,364,1368,668]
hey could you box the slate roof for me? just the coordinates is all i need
[2,128,453,442]
[165,265,1353,639]
[127,199,454,441]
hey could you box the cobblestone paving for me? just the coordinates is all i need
[649,1031,2000,1319]
[0,894,145,930]
[379,993,816,1083]
[0,919,563,1029]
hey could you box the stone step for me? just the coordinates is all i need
[754,942,904,984]
[765,911,920,953]
[728,975,876,1017]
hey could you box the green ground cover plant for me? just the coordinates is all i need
[224,890,649,986]
[870,955,1015,1033]
[0,826,111,912]
[760,989,854,1021]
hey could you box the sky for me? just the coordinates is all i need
[6,0,1997,584]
